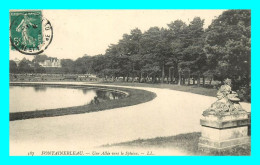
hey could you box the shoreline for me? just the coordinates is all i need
[10,82,251,156]
[10,82,156,121]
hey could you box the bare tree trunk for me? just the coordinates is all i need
[144,75,147,83]
[188,70,190,85]
[132,63,135,83]
[209,77,213,85]
[178,72,181,85]
[112,75,115,82]
[197,73,201,87]
[203,76,205,86]
[177,64,181,85]
[152,75,155,83]
[138,73,142,83]
[172,69,175,84]
[161,63,165,83]
[168,67,171,83]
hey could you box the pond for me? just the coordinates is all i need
[10,85,126,113]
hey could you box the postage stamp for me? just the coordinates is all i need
[10,10,53,55]
[9,10,251,156]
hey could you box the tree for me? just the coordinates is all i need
[10,60,17,73]
[204,10,251,90]
[34,63,46,73]
[167,20,188,85]
[60,59,74,73]
[105,44,130,80]
[139,27,174,83]
[18,58,33,73]
[73,55,94,74]
[33,55,48,63]
[182,17,206,86]
[139,27,162,83]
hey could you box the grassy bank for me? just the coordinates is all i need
[10,83,156,121]
[100,82,218,97]
[103,132,251,156]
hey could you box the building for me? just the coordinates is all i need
[39,58,62,68]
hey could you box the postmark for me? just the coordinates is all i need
[10,10,53,55]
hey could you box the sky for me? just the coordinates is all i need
[10,10,226,61]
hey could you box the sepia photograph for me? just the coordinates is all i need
[9,9,251,156]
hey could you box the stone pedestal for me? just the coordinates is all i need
[198,113,251,152]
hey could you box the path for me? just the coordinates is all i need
[9,82,251,156]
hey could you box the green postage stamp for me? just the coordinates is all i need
[10,10,53,55]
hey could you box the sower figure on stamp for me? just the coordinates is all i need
[16,14,38,46]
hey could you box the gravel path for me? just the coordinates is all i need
[9,82,251,156]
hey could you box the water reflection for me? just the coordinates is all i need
[96,90,124,100]
[33,85,47,92]
[10,86,126,113]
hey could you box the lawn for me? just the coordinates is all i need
[100,82,218,97]
[103,132,251,156]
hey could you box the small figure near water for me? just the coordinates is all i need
[91,96,100,105]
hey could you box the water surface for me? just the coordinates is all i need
[10,85,125,112]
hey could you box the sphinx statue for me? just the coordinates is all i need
[199,78,250,152]
[203,78,246,117]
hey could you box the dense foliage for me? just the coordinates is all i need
[10,10,251,101]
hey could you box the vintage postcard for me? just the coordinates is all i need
[9,10,251,156]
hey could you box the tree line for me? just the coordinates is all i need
[10,10,251,91]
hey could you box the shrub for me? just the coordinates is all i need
[237,85,251,102]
